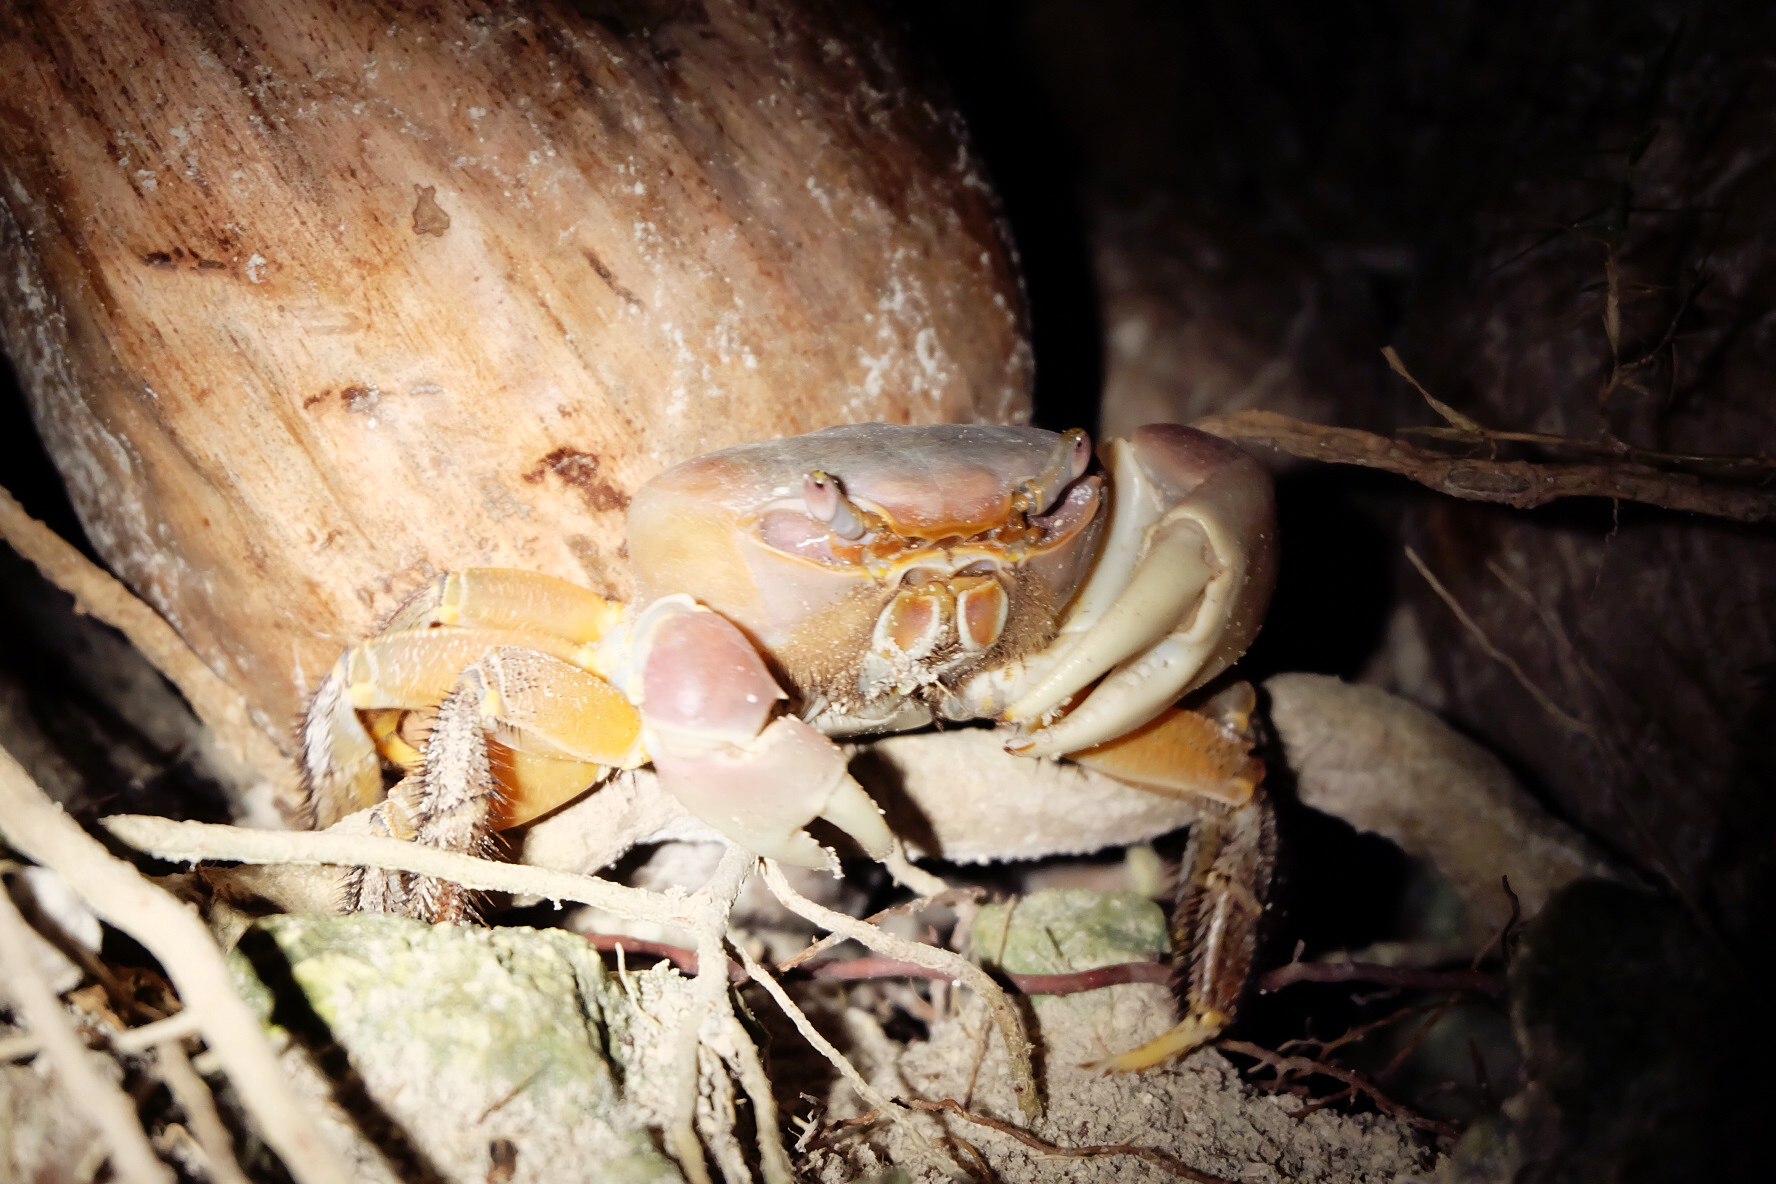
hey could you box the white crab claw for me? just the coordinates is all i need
[1006,425,1276,757]
[632,596,893,867]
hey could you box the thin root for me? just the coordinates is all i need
[760,859,1042,1120]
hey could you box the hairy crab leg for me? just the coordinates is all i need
[1095,789,1277,1072]
[301,625,640,828]
[625,596,894,868]
[1005,426,1276,756]
[346,675,503,923]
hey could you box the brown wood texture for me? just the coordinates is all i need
[0,0,1032,744]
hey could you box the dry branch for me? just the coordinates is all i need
[100,814,688,929]
[1403,546,1596,738]
[667,846,756,1184]
[1220,1039,1459,1138]
[717,1012,797,1184]
[0,755,353,1184]
[776,887,984,971]
[580,932,1173,994]
[1195,409,1776,522]
[0,882,174,1184]
[150,1040,253,1184]
[0,488,298,795]
[730,940,952,1176]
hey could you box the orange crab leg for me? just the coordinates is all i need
[302,625,642,829]
[1067,705,1262,807]
[407,568,624,649]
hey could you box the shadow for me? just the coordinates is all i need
[896,0,1105,434]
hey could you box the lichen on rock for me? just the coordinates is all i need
[229,913,683,1184]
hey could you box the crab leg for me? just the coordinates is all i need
[372,568,622,645]
[300,625,642,829]
[1096,789,1276,1072]
[348,675,504,922]
[626,596,894,868]
[1005,426,1276,757]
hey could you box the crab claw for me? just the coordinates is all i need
[1004,425,1276,757]
[627,595,894,868]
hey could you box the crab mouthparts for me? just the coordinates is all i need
[873,566,1010,662]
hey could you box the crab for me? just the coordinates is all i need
[300,421,1278,1067]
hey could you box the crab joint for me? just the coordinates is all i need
[803,470,869,540]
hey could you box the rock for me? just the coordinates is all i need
[973,887,1174,1065]
[229,914,684,1184]
[1266,673,1616,933]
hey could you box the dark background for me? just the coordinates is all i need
[3,1,1772,1176]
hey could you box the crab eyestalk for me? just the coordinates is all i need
[803,470,870,540]
[1005,426,1278,757]
[1012,427,1094,517]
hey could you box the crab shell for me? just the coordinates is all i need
[625,421,1276,757]
[627,424,1106,733]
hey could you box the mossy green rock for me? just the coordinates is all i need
[970,888,1176,1066]
[972,888,1169,974]
[231,914,681,1184]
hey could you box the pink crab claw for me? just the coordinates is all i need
[1003,425,1277,757]
[628,595,894,868]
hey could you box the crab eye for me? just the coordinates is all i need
[803,470,868,540]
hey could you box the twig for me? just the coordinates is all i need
[967,894,1017,1111]
[1194,409,1776,523]
[0,487,298,795]
[113,1008,205,1054]
[0,750,354,1184]
[1403,547,1595,736]
[728,940,952,1177]
[1219,1039,1458,1138]
[900,1098,1237,1184]
[760,859,1042,1120]
[667,847,754,1184]
[717,1013,797,1184]
[0,1032,39,1062]
[581,932,1173,994]
[777,887,984,972]
[1277,1003,1422,1063]
[100,814,691,930]
[823,958,1174,994]
[0,881,175,1184]
[3,1007,210,1066]
[1469,877,1523,969]
[1282,994,1466,1126]
[582,934,722,977]
[151,1039,254,1184]
[1258,960,1502,995]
